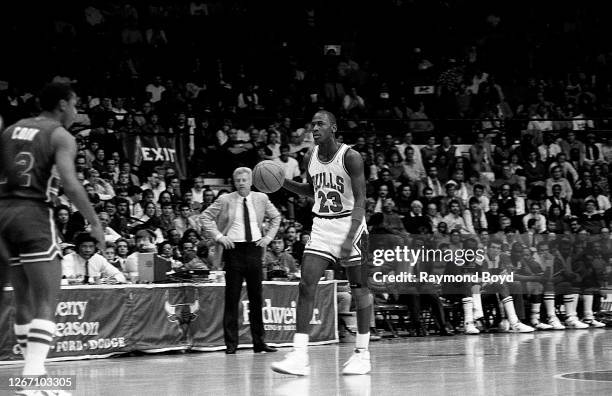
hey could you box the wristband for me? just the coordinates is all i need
[351,207,366,221]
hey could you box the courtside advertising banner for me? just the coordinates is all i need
[0,282,338,362]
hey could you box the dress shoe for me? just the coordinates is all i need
[254,344,277,353]
[226,346,237,354]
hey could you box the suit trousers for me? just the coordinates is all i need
[223,242,265,349]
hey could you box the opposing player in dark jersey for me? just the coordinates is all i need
[271,111,372,376]
[0,83,104,385]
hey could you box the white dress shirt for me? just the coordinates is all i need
[61,252,126,282]
[227,193,263,242]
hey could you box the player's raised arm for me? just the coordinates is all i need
[282,147,314,198]
[52,127,104,248]
[344,148,366,241]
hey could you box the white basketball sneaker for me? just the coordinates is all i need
[271,350,311,376]
[531,320,554,330]
[565,317,589,329]
[464,323,480,335]
[548,317,566,330]
[342,349,371,375]
[511,322,535,333]
[583,318,606,328]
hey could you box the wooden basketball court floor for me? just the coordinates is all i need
[3,330,612,395]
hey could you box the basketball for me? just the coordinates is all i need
[252,161,285,193]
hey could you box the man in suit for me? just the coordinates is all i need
[201,167,281,354]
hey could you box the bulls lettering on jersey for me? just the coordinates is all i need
[308,144,355,217]
[0,116,62,204]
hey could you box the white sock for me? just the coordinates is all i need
[293,333,309,353]
[582,294,594,320]
[356,333,370,350]
[462,297,474,325]
[472,294,484,320]
[530,303,541,323]
[543,293,557,319]
[569,294,580,319]
[14,323,31,357]
[24,319,55,376]
[564,295,576,319]
[502,297,519,325]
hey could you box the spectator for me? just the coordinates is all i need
[263,236,298,280]
[443,199,470,234]
[180,240,208,270]
[580,200,605,234]
[145,76,166,103]
[401,147,426,183]
[61,233,126,284]
[522,202,547,234]
[464,197,488,234]
[141,171,166,202]
[396,132,422,165]
[55,204,86,244]
[546,166,573,201]
[274,144,301,180]
[403,200,431,235]
[98,211,121,243]
[173,202,199,236]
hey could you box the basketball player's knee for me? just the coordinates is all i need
[299,279,316,300]
[351,286,372,310]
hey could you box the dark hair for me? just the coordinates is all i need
[39,83,74,112]
[74,232,99,246]
[54,204,71,215]
[280,144,290,152]
[128,185,142,196]
[157,241,173,255]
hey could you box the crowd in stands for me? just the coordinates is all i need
[1,1,612,335]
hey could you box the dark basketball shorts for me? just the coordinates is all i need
[0,199,61,266]
[304,215,368,267]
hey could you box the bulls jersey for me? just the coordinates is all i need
[308,143,355,217]
[0,116,62,204]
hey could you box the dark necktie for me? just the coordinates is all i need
[473,211,481,231]
[243,198,252,242]
[83,260,90,285]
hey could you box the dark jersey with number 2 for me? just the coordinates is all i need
[0,116,62,204]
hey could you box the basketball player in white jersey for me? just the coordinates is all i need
[271,111,372,376]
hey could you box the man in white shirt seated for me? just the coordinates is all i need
[61,233,127,284]
[274,144,301,180]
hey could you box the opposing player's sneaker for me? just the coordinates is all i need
[531,320,553,330]
[565,317,589,329]
[464,323,480,335]
[511,322,535,333]
[271,350,310,376]
[342,349,371,375]
[583,318,606,328]
[548,317,566,330]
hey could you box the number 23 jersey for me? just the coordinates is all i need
[308,143,354,218]
[0,116,62,203]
